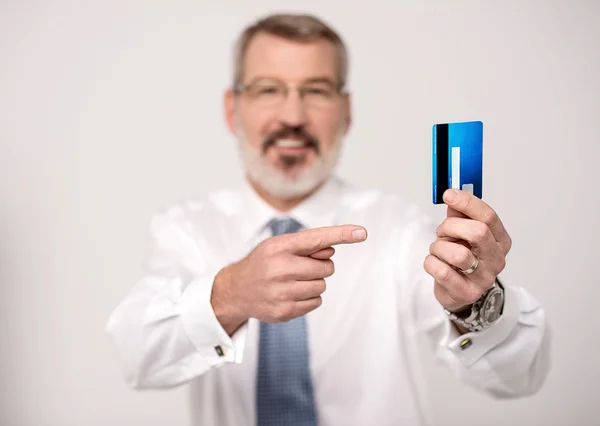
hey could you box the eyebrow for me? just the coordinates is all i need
[247,76,338,86]
[303,77,336,84]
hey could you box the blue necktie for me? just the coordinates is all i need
[256,217,318,426]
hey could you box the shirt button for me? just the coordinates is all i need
[215,345,225,357]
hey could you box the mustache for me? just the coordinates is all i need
[262,127,320,155]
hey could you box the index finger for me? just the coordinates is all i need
[443,189,511,253]
[287,225,367,256]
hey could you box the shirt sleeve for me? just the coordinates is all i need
[105,207,248,389]
[395,212,552,398]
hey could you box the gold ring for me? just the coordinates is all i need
[461,256,479,275]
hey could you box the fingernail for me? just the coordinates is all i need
[444,189,458,203]
[352,228,367,241]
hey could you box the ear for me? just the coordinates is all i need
[342,92,352,136]
[223,88,236,135]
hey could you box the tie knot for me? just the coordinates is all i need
[269,217,303,236]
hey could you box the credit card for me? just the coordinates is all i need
[432,121,483,204]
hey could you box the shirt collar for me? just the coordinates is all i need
[239,175,345,243]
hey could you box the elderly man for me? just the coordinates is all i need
[106,12,550,426]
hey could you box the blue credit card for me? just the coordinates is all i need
[432,121,483,204]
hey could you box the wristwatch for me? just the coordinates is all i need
[444,279,505,332]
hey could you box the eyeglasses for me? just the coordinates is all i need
[234,77,344,109]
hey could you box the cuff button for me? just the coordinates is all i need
[460,338,472,350]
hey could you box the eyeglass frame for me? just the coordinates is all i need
[233,77,346,108]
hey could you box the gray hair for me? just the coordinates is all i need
[232,13,349,89]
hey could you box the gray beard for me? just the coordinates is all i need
[237,140,343,200]
[233,113,345,200]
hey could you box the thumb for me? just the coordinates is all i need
[446,205,468,219]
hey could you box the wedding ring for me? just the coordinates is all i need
[461,256,479,275]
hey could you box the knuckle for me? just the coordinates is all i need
[505,236,513,254]
[305,296,323,313]
[437,263,452,282]
[261,239,280,257]
[273,303,294,322]
[268,284,286,303]
[323,260,335,277]
[498,256,507,272]
[472,223,490,243]
[264,303,279,321]
[456,247,472,266]
[308,235,325,251]
[482,207,497,226]
[463,195,474,211]
[264,258,284,279]
[280,282,295,301]
[423,255,436,272]
[338,228,349,243]
[435,223,444,237]
[429,241,437,254]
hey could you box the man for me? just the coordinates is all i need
[106,12,550,426]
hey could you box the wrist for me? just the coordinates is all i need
[211,264,248,336]
[444,279,505,333]
[448,305,473,335]
[447,303,473,317]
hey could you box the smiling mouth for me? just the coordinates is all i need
[275,139,309,148]
[274,139,314,150]
[267,138,318,155]
[262,130,320,155]
[271,139,315,162]
[266,139,314,169]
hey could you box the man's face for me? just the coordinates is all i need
[225,32,351,200]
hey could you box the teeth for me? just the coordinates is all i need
[276,139,305,148]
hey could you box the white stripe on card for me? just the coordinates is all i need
[451,147,460,189]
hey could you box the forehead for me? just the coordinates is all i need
[242,32,338,83]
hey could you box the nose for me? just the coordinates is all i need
[276,89,307,128]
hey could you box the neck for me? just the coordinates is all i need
[247,176,325,212]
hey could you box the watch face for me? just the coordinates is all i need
[482,290,503,325]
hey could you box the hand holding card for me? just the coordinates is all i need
[426,120,512,331]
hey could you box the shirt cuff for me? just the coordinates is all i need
[439,285,520,367]
[180,274,248,365]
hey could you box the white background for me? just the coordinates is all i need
[1,1,599,425]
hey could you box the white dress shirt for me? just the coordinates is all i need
[106,175,551,426]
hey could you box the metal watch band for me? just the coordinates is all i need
[444,279,504,332]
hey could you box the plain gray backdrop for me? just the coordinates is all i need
[1,1,598,425]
